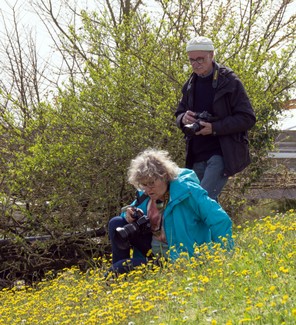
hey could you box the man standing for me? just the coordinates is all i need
[175,36,256,201]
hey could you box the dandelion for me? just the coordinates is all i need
[279,266,289,274]
[276,233,284,241]
[239,318,252,323]
[281,295,289,304]
[255,286,264,292]
[198,275,210,283]
[241,269,250,276]
[256,238,263,245]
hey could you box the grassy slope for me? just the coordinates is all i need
[0,210,295,325]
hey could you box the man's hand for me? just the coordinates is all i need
[182,110,197,124]
[195,121,213,135]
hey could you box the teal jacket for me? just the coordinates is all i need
[122,168,233,260]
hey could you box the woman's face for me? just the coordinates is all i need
[140,178,168,200]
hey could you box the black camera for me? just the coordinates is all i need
[183,111,218,136]
[114,208,151,249]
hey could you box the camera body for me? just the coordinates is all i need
[183,111,218,136]
[114,208,151,249]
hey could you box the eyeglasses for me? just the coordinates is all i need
[140,179,157,189]
[189,56,208,64]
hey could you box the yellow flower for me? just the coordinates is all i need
[279,266,289,273]
[239,318,252,323]
[198,275,210,283]
[281,295,289,304]
[241,269,250,275]
[276,233,284,241]
[256,238,263,245]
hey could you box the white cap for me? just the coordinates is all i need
[186,36,214,52]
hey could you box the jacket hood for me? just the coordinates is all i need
[217,63,233,77]
[169,168,200,202]
[175,168,200,185]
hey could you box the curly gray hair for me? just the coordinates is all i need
[127,148,179,189]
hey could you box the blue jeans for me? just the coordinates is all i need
[192,155,228,201]
[108,216,152,274]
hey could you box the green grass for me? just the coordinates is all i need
[0,210,295,325]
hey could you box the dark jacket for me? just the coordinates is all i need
[175,62,256,176]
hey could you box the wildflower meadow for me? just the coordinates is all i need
[0,210,295,325]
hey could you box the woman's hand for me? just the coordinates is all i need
[125,207,136,223]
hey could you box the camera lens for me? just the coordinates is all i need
[117,223,138,239]
[114,223,139,249]
[183,122,202,136]
[114,213,151,249]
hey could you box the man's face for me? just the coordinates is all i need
[187,50,214,76]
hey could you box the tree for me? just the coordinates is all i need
[0,0,295,284]
[31,0,295,211]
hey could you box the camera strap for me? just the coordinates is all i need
[212,62,219,89]
[135,191,149,207]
